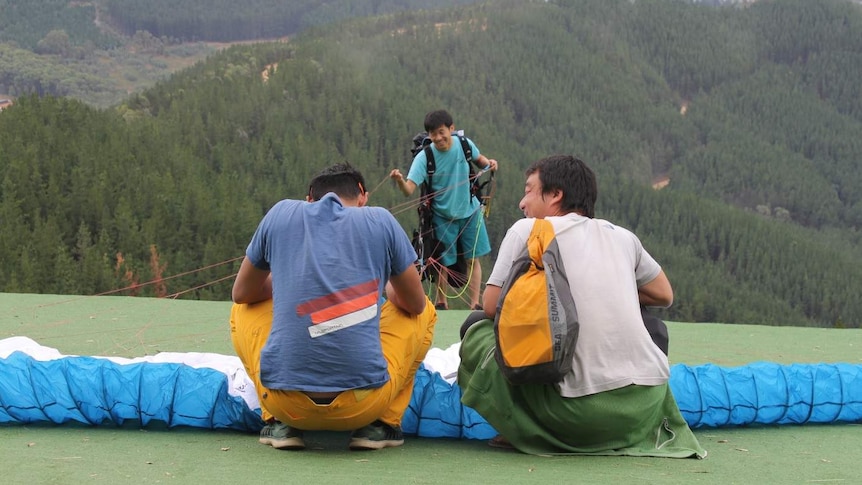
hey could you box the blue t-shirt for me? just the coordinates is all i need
[245,193,418,392]
[406,135,481,220]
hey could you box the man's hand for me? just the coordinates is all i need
[478,155,498,172]
[390,169,416,196]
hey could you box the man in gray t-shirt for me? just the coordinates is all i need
[458,155,705,459]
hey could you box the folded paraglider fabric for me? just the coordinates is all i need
[1,338,860,436]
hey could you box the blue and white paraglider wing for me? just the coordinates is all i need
[0,337,263,431]
[2,338,861,436]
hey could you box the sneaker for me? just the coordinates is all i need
[435,302,448,311]
[348,420,404,450]
[259,422,306,450]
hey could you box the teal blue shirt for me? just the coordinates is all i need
[406,135,481,220]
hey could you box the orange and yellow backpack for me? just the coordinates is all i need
[494,218,579,385]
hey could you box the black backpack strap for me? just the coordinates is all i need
[456,134,480,169]
[423,145,436,179]
[422,145,436,199]
[457,134,488,204]
[415,145,441,281]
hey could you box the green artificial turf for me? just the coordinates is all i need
[1,293,860,484]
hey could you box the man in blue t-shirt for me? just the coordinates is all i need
[390,109,499,310]
[230,163,436,451]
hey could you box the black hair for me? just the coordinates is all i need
[424,109,454,132]
[525,155,597,218]
[307,162,367,202]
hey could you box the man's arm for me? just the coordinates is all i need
[232,257,272,304]
[389,169,418,196]
[481,284,502,318]
[476,154,498,171]
[638,270,673,308]
[477,222,525,318]
[386,264,427,315]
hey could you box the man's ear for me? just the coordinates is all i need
[448,124,456,133]
[549,189,564,208]
[357,191,369,207]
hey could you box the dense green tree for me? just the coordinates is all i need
[100,0,482,42]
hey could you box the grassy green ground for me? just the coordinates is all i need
[1,293,860,484]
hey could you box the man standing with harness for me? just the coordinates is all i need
[390,109,499,310]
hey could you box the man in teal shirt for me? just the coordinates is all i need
[390,109,499,310]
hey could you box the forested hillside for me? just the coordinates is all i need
[0,0,482,108]
[1,0,861,328]
[0,0,479,49]
[100,0,481,42]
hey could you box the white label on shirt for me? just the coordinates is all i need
[307,304,378,338]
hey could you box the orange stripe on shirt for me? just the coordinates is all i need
[295,279,379,316]
[308,291,379,325]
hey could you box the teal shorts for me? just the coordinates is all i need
[432,208,491,267]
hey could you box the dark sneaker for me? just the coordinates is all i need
[348,420,404,450]
[259,422,306,450]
